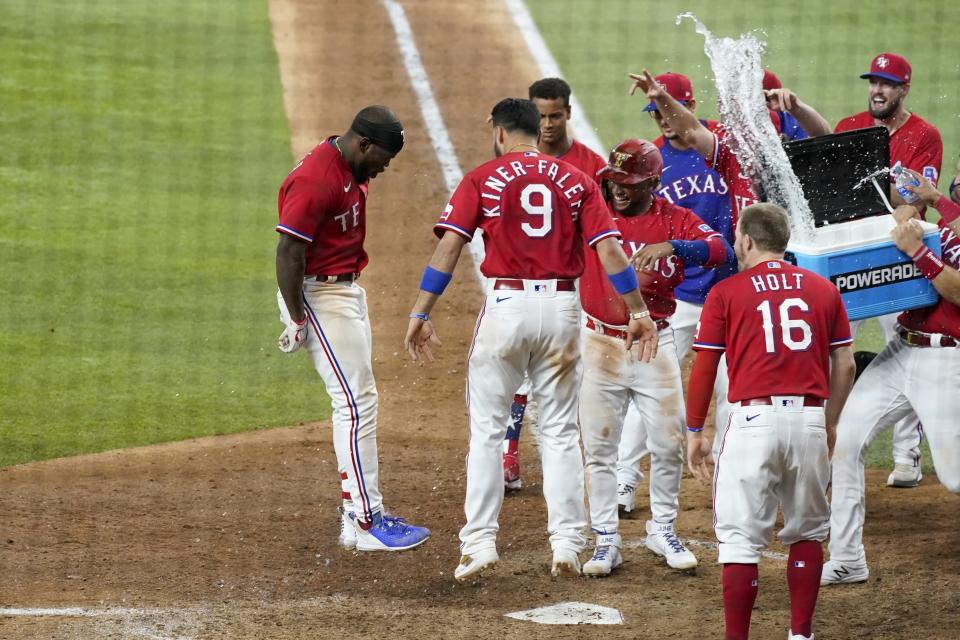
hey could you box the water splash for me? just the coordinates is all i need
[852,166,891,191]
[677,13,815,242]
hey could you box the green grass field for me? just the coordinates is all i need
[528,0,945,472]
[0,0,326,466]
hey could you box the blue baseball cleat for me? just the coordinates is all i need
[348,511,430,551]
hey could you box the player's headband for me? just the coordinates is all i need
[351,115,405,154]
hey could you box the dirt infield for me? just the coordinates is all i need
[2,1,958,638]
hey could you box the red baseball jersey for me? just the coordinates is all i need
[557,139,607,184]
[705,129,758,225]
[898,222,960,338]
[835,111,943,185]
[694,260,853,401]
[580,197,727,324]
[276,137,369,276]
[434,151,620,279]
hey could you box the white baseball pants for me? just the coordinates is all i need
[850,315,924,467]
[714,399,831,564]
[617,298,730,485]
[828,334,960,564]
[580,325,685,531]
[459,281,587,556]
[278,281,382,524]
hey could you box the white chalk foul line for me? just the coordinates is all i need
[381,0,485,280]
[502,0,606,157]
[0,607,153,617]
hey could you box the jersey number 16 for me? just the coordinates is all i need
[756,298,812,353]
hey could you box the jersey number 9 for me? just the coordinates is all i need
[520,184,553,238]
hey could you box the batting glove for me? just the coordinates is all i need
[278,316,309,353]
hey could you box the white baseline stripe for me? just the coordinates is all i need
[381,0,485,277]
[502,0,606,156]
[0,607,153,617]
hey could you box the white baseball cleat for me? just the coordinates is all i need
[551,547,582,577]
[582,533,623,577]
[454,548,499,582]
[788,632,814,639]
[820,559,868,585]
[645,520,698,570]
[887,463,922,488]
[617,483,637,513]
[337,506,357,549]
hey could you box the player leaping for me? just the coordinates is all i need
[405,98,659,581]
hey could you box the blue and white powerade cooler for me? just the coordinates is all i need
[780,126,941,321]
[785,216,940,321]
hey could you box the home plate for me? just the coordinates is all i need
[504,601,624,625]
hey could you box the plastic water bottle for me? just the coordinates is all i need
[892,161,921,204]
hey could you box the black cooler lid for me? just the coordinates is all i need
[782,126,890,227]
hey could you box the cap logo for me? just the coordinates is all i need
[876,56,889,69]
[613,152,631,168]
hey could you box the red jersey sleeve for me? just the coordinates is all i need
[693,286,727,352]
[903,129,943,186]
[277,178,336,242]
[578,179,621,247]
[434,174,482,240]
[829,287,854,349]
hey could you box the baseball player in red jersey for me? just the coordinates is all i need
[275,106,430,552]
[578,139,733,576]
[616,71,732,513]
[404,98,659,581]
[628,68,833,463]
[686,203,856,640]
[835,52,944,488]
[823,177,960,586]
[501,77,609,492]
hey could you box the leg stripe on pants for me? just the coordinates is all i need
[712,413,734,530]
[304,296,371,521]
[464,301,488,428]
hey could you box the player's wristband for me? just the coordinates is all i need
[687,426,704,433]
[629,310,650,320]
[668,240,708,264]
[910,245,945,280]
[608,265,639,295]
[420,266,453,295]
[409,312,429,321]
[935,195,960,225]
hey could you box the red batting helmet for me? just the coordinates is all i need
[597,139,663,185]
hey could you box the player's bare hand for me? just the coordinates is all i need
[826,423,837,460]
[628,69,660,99]
[631,242,673,272]
[763,88,797,112]
[892,203,921,224]
[902,167,941,205]
[404,316,442,363]
[891,218,925,255]
[686,431,712,485]
[625,316,658,362]
[278,317,308,353]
